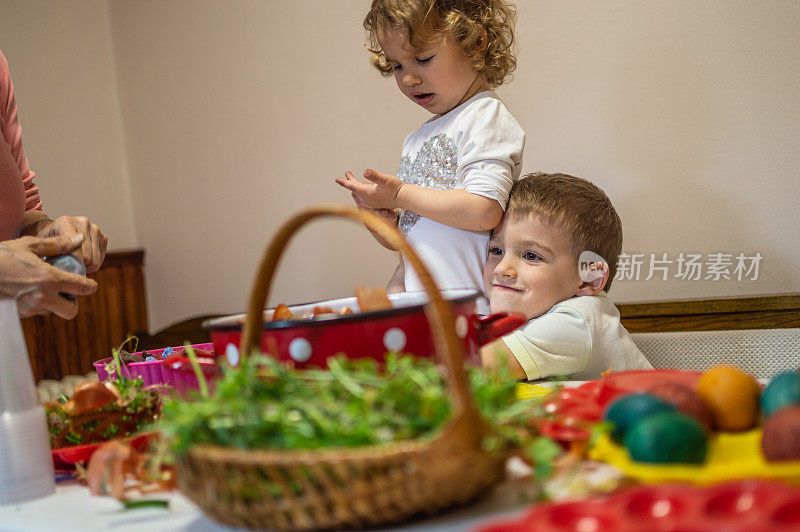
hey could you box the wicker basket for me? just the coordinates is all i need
[175,206,508,530]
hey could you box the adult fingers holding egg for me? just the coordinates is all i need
[35,215,108,273]
[0,234,98,319]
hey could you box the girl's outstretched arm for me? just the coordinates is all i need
[335,169,503,232]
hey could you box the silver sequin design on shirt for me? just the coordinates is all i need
[397,133,458,235]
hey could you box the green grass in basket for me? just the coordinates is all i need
[158,352,547,460]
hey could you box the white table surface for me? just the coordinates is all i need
[2,381,583,532]
[0,473,535,532]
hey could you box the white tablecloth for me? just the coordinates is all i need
[2,382,582,531]
[0,476,533,532]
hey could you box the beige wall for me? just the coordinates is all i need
[106,1,404,329]
[3,1,799,331]
[507,2,800,303]
[0,0,136,249]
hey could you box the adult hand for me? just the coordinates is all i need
[0,234,98,319]
[35,215,108,273]
[335,169,404,210]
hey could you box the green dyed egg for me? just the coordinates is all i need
[762,372,800,417]
[604,393,674,443]
[624,411,708,464]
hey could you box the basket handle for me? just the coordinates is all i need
[240,205,478,419]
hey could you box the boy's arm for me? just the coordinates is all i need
[492,308,592,380]
[386,260,405,294]
[480,338,526,379]
[336,170,503,232]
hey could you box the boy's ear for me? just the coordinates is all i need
[575,261,609,296]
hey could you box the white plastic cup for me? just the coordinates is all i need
[0,298,55,505]
[0,409,56,505]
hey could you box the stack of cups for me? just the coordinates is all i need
[0,298,55,505]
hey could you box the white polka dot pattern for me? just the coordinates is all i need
[288,338,312,362]
[455,315,469,339]
[226,343,240,367]
[383,328,407,352]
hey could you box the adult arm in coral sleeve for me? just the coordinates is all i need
[0,50,43,236]
[0,50,107,272]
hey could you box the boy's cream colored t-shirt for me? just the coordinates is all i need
[501,292,652,380]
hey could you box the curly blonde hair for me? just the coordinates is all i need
[363,0,517,88]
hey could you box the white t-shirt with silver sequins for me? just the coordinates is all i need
[398,91,525,313]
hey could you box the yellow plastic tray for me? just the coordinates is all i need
[589,430,800,484]
[515,382,559,400]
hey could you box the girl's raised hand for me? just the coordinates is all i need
[351,192,398,225]
[335,169,403,210]
[341,175,399,251]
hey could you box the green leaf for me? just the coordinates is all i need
[527,436,563,480]
[157,353,550,466]
[122,499,169,510]
[184,342,209,399]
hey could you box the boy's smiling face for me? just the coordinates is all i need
[377,26,488,116]
[483,214,584,320]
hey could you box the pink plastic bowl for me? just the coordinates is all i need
[94,343,219,395]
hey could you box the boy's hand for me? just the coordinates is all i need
[335,169,403,210]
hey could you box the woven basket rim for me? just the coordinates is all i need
[190,207,493,469]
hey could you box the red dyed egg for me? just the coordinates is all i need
[761,405,800,462]
[646,381,714,430]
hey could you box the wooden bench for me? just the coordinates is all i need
[617,294,800,332]
[23,255,800,382]
[22,249,147,382]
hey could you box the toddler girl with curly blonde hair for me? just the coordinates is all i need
[336,0,525,313]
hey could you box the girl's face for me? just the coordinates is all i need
[378,27,488,116]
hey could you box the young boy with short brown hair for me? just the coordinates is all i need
[481,173,652,380]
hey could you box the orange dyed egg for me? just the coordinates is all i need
[696,365,760,431]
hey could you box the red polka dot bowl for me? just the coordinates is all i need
[203,289,526,368]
